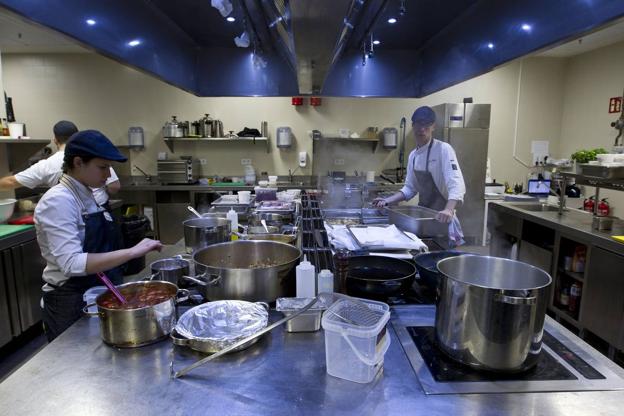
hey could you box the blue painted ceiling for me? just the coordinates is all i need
[0,0,623,97]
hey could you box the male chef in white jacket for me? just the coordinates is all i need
[373,106,466,246]
[0,120,120,207]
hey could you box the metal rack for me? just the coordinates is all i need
[560,172,624,215]
[301,193,334,273]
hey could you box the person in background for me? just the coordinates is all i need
[0,120,121,207]
[373,106,466,246]
[35,130,162,341]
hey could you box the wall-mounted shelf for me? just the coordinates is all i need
[312,136,379,153]
[0,138,52,171]
[163,137,269,153]
[561,172,624,192]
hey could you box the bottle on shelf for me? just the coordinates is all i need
[317,269,334,294]
[1,118,8,136]
[559,287,569,308]
[569,282,582,315]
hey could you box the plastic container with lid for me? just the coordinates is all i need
[321,297,390,383]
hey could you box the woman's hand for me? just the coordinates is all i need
[130,238,163,258]
[435,208,454,223]
[372,198,388,208]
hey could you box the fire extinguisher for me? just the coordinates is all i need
[583,196,595,213]
[598,198,610,216]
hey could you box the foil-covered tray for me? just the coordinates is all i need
[172,300,269,353]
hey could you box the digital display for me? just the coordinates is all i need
[528,179,551,195]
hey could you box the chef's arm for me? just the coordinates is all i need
[0,175,20,190]
[106,180,121,195]
[444,199,459,211]
[85,238,162,274]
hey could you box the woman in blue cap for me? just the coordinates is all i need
[374,106,466,246]
[34,130,163,341]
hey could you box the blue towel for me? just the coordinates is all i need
[448,216,465,248]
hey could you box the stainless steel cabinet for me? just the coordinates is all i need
[10,239,45,330]
[0,255,14,347]
[581,247,624,350]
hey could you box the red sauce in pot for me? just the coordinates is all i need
[98,285,173,310]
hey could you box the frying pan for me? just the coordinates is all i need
[413,250,472,295]
[346,255,416,299]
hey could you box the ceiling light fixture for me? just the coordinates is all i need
[521,23,532,32]
[373,40,381,45]
[226,16,236,22]
[487,43,494,49]
[127,39,141,47]
[388,17,397,24]
[86,19,96,26]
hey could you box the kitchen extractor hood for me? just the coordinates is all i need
[1,0,623,97]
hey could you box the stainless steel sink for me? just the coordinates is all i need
[509,203,560,212]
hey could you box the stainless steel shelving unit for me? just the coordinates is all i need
[163,137,270,153]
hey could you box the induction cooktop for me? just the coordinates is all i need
[392,305,624,395]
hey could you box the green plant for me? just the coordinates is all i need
[570,148,608,163]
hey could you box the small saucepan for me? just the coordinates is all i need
[346,255,416,299]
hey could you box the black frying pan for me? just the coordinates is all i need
[413,250,472,294]
[346,255,416,299]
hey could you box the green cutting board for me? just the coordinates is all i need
[0,224,34,238]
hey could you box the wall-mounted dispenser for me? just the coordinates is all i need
[299,151,307,167]
[277,126,293,148]
[383,127,398,149]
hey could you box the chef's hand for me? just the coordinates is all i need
[435,209,454,224]
[130,238,163,258]
[372,197,388,208]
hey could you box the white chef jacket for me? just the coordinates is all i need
[35,175,104,291]
[14,148,118,206]
[400,139,466,204]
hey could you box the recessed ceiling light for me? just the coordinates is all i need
[226,16,236,22]
[487,43,494,49]
[387,18,397,24]
[373,40,380,45]
[86,19,96,26]
[521,23,532,32]
[127,39,141,47]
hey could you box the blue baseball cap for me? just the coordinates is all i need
[65,130,127,162]
[53,120,78,138]
[411,106,436,126]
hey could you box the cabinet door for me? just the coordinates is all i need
[0,254,14,347]
[580,247,624,349]
[11,239,45,331]
[2,249,21,337]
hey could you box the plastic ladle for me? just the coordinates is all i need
[187,206,203,218]
[96,272,127,305]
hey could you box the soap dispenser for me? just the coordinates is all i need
[296,255,316,298]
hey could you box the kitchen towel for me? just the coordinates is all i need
[325,223,428,251]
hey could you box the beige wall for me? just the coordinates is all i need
[1,52,568,191]
[559,41,624,214]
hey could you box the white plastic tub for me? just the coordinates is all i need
[321,297,390,383]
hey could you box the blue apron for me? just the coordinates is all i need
[42,177,123,341]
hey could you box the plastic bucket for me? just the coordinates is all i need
[321,298,390,383]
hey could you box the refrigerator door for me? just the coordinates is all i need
[445,128,488,244]
[432,103,463,132]
[464,104,491,129]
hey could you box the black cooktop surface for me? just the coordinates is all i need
[407,326,582,382]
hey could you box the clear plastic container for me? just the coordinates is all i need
[83,286,108,313]
[321,297,390,383]
[254,186,278,201]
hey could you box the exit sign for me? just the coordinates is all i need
[609,97,622,113]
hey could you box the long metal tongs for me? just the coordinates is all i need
[170,295,324,379]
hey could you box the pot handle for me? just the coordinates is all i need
[180,275,207,286]
[494,292,537,305]
[170,330,190,346]
[176,289,191,304]
[255,302,270,312]
[82,303,100,317]
[142,273,158,281]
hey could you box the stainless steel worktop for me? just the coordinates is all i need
[2,303,624,414]
[490,201,624,255]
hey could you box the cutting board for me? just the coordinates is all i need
[0,224,34,238]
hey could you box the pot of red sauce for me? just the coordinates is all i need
[83,281,188,348]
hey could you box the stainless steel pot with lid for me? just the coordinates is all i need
[162,116,183,138]
[435,255,552,372]
[183,217,231,254]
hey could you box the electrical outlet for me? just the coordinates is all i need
[241,158,252,165]
[334,158,345,166]
[199,158,207,165]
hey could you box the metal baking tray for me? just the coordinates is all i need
[580,164,624,179]
[346,224,416,250]
[386,205,448,238]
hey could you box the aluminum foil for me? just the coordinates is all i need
[175,301,268,345]
[276,296,331,312]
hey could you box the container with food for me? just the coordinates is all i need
[276,297,331,332]
[171,300,269,353]
[83,281,188,348]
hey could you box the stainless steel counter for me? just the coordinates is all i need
[490,201,624,255]
[1,302,624,414]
